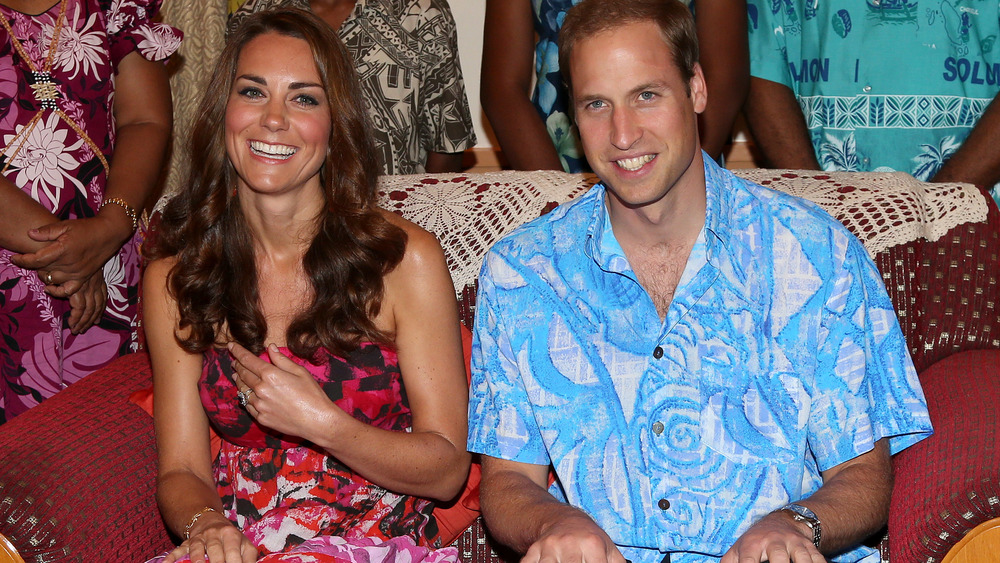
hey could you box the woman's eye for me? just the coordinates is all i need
[238,86,264,99]
[295,94,320,106]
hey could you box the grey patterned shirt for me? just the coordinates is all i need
[231,0,477,174]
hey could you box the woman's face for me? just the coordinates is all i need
[225,33,332,199]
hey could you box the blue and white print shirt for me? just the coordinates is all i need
[467,156,932,563]
[748,0,1000,206]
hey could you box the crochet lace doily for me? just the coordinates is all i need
[377,170,989,294]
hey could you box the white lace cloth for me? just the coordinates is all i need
[377,170,989,294]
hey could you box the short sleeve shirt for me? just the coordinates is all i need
[467,156,932,563]
[747,1,1000,204]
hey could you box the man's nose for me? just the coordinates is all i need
[610,106,642,150]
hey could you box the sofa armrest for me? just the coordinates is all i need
[0,352,171,561]
[889,350,1000,561]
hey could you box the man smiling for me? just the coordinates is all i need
[466,1,932,562]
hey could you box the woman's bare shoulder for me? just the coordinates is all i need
[144,256,178,285]
[378,208,445,267]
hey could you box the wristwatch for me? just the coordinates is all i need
[779,503,822,548]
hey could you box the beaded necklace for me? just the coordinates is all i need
[0,0,111,176]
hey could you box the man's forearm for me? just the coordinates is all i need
[744,77,821,170]
[480,463,579,552]
[933,94,1000,187]
[798,439,893,554]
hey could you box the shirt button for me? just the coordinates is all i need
[652,421,664,435]
[863,85,872,93]
[658,498,671,510]
[653,346,664,359]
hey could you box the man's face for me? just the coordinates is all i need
[570,21,707,210]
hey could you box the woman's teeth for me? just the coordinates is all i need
[250,140,297,159]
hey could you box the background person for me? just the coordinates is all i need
[745,1,1000,206]
[145,9,469,563]
[0,0,178,423]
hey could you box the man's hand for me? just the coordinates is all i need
[523,512,627,563]
[722,510,824,563]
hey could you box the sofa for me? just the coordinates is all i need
[0,169,997,563]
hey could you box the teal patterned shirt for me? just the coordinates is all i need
[467,156,932,562]
[748,0,1000,206]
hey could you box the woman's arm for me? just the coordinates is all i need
[230,219,471,502]
[694,0,749,161]
[480,0,563,171]
[145,259,256,563]
[0,178,58,253]
[11,51,172,297]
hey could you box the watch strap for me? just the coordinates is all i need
[779,502,822,548]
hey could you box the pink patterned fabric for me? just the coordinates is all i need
[144,345,455,562]
[0,0,181,422]
[148,535,458,563]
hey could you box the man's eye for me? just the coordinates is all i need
[588,100,605,109]
[639,91,655,101]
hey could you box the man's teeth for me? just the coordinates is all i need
[616,154,654,171]
[250,140,297,159]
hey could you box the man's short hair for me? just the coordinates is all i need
[558,0,699,93]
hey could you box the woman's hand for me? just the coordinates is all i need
[11,214,132,298]
[65,272,107,334]
[228,342,338,442]
[163,512,257,563]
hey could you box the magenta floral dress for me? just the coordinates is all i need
[147,343,458,563]
[0,0,180,423]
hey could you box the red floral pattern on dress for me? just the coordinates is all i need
[196,344,446,557]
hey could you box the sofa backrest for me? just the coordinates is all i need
[377,170,1000,373]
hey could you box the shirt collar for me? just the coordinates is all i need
[583,153,754,298]
[585,153,734,264]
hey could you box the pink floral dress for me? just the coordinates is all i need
[146,344,459,562]
[0,0,181,423]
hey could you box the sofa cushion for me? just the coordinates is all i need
[889,349,1000,561]
[0,352,172,560]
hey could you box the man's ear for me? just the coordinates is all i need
[689,62,708,114]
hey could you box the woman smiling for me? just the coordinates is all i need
[143,9,469,563]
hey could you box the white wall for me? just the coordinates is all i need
[450,0,492,149]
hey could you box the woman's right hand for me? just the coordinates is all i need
[163,513,257,563]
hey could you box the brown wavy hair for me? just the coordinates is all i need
[558,0,699,94]
[147,8,406,360]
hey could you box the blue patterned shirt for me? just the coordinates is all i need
[748,0,1000,206]
[467,157,932,562]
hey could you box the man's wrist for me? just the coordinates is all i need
[778,503,822,549]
